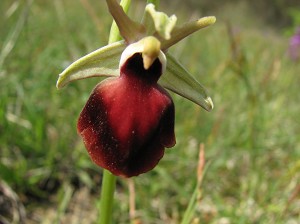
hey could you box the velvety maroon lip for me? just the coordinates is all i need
[77,53,175,177]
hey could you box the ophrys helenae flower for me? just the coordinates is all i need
[56,0,215,177]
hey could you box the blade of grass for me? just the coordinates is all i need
[181,144,209,224]
[0,0,33,70]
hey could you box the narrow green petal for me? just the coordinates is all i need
[159,54,214,111]
[108,0,132,43]
[56,41,126,89]
[106,0,145,43]
[161,16,216,50]
[142,3,177,40]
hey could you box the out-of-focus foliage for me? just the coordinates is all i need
[285,8,300,36]
[166,0,300,28]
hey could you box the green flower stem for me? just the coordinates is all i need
[99,1,131,224]
[99,170,117,224]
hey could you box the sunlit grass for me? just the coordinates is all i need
[0,0,299,223]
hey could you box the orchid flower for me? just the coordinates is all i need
[56,0,215,177]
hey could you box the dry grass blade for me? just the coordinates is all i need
[0,180,26,224]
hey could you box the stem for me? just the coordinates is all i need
[99,1,131,224]
[99,170,117,224]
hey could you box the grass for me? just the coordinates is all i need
[0,0,299,223]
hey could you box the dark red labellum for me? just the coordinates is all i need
[77,53,176,177]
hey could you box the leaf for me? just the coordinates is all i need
[56,41,126,89]
[159,53,214,111]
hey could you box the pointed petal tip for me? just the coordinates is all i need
[56,78,63,89]
[204,96,214,111]
[56,72,68,89]
[197,16,216,28]
[207,16,216,24]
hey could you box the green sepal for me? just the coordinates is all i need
[142,3,177,40]
[56,41,125,89]
[108,0,132,43]
[161,16,216,50]
[106,0,145,43]
[159,53,214,111]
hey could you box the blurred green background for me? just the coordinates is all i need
[0,0,299,223]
